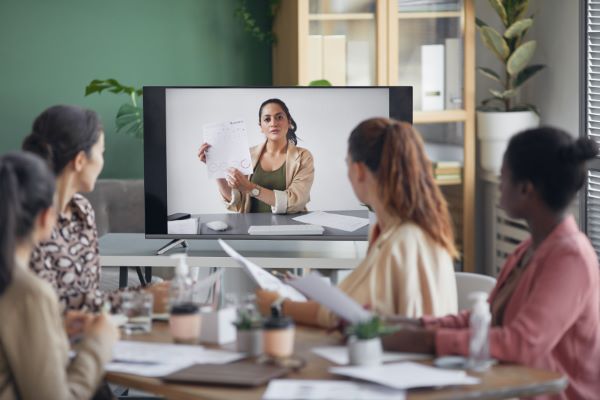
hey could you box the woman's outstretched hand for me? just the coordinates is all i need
[197,143,211,163]
[226,168,254,193]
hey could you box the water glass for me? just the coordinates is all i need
[121,292,153,334]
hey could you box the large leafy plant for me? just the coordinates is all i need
[477,0,545,113]
[85,79,143,139]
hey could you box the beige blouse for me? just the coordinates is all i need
[0,261,113,400]
[316,220,458,328]
[226,141,314,214]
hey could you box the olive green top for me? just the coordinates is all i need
[250,161,287,213]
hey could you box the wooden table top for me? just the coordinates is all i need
[105,322,567,400]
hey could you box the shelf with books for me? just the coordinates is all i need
[309,13,375,21]
[397,11,461,19]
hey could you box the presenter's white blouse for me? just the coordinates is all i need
[316,219,458,328]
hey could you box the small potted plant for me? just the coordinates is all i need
[345,316,396,366]
[233,300,263,356]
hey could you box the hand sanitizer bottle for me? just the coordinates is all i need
[468,291,491,371]
[170,254,193,306]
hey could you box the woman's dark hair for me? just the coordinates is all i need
[348,118,457,257]
[504,126,599,211]
[0,152,55,296]
[258,98,298,145]
[22,105,102,175]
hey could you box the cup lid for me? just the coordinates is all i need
[170,302,199,315]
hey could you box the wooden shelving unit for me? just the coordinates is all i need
[272,0,476,272]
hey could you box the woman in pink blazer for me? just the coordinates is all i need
[382,127,600,400]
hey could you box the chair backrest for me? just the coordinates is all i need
[455,272,497,311]
[82,179,144,236]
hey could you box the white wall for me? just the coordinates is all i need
[165,88,390,215]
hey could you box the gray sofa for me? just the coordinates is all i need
[83,179,168,288]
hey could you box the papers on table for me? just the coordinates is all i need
[292,211,369,232]
[167,218,199,234]
[262,380,406,400]
[288,272,371,323]
[312,346,431,365]
[105,341,245,377]
[218,239,306,302]
[330,362,480,390]
[203,120,253,179]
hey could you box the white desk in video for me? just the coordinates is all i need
[99,233,368,287]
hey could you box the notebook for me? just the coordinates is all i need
[161,362,290,387]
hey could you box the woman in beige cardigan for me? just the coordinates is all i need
[198,98,314,214]
[0,151,117,400]
[256,118,458,328]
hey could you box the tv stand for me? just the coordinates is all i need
[155,238,188,255]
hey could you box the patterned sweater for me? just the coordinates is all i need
[29,193,122,312]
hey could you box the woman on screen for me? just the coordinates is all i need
[198,98,314,214]
[256,118,458,327]
[22,105,168,313]
[0,151,118,399]
[380,127,600,400]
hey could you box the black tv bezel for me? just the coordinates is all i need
[144,86,413,241]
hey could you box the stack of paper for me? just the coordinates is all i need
[312,346,430,365]
[330,362,480,390]
[106,341,245,377]
[168,218,199,234]
[263,380,406,400]
[292,211,369,232]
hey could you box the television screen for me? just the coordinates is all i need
[144,86,412,240]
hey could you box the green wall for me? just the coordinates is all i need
[0,0,272,178]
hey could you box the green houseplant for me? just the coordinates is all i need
[476,0,545,173]
[85,79,143,140]
[345,316,397,366]
[233,300,263,356]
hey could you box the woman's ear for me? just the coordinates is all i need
[72,150,87,173]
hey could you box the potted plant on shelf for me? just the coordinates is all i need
[233,300,263,356]
[345,316,396,366]
[476,0,546,173]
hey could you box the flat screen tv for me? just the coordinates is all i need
[144,86,412,241]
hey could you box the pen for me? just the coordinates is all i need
[111,359,160,365]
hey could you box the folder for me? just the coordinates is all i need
[308,35,323,84]
[421,44,445,111]
[445,38,462,109]
[323,35,347,86]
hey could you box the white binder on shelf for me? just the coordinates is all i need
[421,44,445,111]
[323,35,347,86]
[308,35,323,84]
[445,38,462,109]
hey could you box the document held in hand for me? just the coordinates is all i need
[203,120,253,179]
[218,239,306,302]
[287,272,372,324]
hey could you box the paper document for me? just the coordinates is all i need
[292,211,369,232]
[168,218,199,234]
[312,346,431,365]
[262,380,406,400]
[218,239,306,302]
[288,272,371,323]
[105,341,245,377]
[330,362,480,390]
[203,120,253,179]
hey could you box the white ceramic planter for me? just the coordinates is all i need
[347,336,382,366]
[236,329,263,357]
[477,111,539,174]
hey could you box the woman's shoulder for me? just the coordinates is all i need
[71,193,96,227]
[1,268,57,311]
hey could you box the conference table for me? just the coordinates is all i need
[105,322,567,400]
